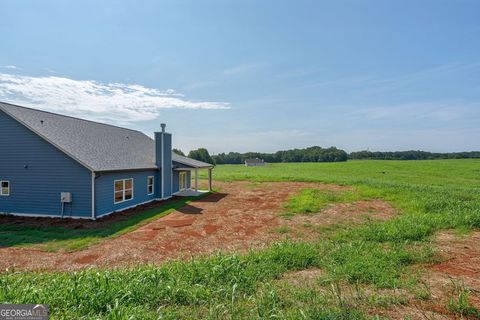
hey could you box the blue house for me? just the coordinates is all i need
[0,102,213,219]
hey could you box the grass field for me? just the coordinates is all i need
[1,159,479,319]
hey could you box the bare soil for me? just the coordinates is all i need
[0,181,394,272]
[422,231,480,317]
[370,231,480,320]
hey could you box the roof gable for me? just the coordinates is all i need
[0,102,156,172]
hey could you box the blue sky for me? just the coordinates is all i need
[1,0,479,153]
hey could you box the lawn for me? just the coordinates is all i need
[1,159,479,319]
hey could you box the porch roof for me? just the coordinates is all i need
[172,153,214,169]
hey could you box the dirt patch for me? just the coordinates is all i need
[279,268,325,287]
[430,232,480,280]
[373,231,480,319]
[422,231,480,314]
[203,224,220,235]
[0,181,396,271]
[290,199,395,226]
[72,254,100,264]
[371,305,447,320]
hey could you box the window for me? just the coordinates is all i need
[114,178,133,204]
[0,181,9,196]
[147,176,154,195]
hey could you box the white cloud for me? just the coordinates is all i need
[0,73,229,123]
[1,65,17,69]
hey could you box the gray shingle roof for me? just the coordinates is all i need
[0,102,213,171]
[172,153,214,168]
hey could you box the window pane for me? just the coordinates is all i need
[115,181,123,192]
[148,185,153,194]
[1,181,7,188]
[124,189,133,200]
[148,177,153,185]
[114,191,123,203]
[125,179,133,189]
[2,188,8,195]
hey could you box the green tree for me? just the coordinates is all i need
[173,148,185,156]
[188,148,213,164]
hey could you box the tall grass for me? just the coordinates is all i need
[1,242,319,319]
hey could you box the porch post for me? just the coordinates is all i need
[208,168,212,191]
[195,168,198,192]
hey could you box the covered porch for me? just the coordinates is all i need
[171,153,214,197]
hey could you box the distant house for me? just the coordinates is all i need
[244,158,265,166]
[0,102,213,219]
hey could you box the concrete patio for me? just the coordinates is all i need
[174,189,210,197]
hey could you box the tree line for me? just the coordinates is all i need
[175,146,348,164]
[349,150,480,160]
[176,147,480,164]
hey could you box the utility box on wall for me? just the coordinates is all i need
[60,192,72,203]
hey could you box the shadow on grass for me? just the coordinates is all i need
[0,193,213,252]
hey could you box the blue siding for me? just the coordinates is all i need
[0,110,92,217]
[95,169,158,217]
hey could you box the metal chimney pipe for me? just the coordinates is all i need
[160,123,166,133]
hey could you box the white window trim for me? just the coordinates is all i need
[114,178,134,204]
[147,176,154,195]
[0,180,10,196]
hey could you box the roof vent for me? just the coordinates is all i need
[40,120,44,124]
[160,123,166,133]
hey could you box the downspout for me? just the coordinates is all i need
[91,171,96,220]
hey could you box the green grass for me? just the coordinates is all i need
[0,196,204,252]
[208,160,480,286]
[206,160,480,187]
[273,225,291,234]
[1,159,479,319]
[446,280,480,318]
[283,188,360,217]
[1,242,322,319]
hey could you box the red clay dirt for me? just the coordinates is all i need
[370,231,480,320]
[424,231,480,315]
[0,181,395,272]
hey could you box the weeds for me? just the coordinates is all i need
[283,188,360,216]
[273,226,291,234]
[447,280,480,318]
